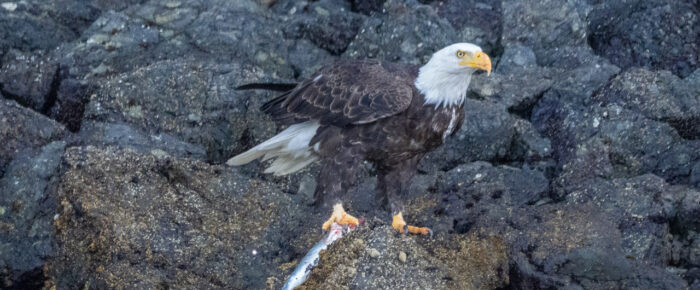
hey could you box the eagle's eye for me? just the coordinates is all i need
[456,50,465,58]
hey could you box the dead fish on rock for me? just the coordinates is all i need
[282,222,354,290]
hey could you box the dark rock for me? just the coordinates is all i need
[297,226,508,289]
[588,0,699,77]
[349,0,386,15]
[539,45,611,70]
[420,99,515,171]
[0,3,77,53]
[56,11,165,79]
[436,162,549,233]
[0,49,59,112]
[502,0,590,63]
[287,39,334,78]
[692,161,700,189]
[593,68,700,140]
[567,175,680,264]
[689,235,700,267]
[547,48,621,106]
[82,59,282,162]
[510,201,685,289]
[49,146,310,289]
[470,66,552,117]
[184,5,294,74]
[0,99,66,175]
[344,0,457,64]
[283,1,363,55]
[23,0,103,33]
[72,121,207,160]
[677,187,700,233]
[496,43,537,75]
[688,268,700,289]
[510,118,552,162]
[432,0,502,54]
[48,78,90,132]
[0,141,65,288]
[533,93,692,186]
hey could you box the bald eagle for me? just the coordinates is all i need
[228,43,491,235]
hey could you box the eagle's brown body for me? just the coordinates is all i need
[259,60,465,213]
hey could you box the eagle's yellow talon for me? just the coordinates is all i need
[392,212,431,236]
[322,203,359,231]
[392,212,407,234]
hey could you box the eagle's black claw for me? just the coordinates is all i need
[403,225,409,235]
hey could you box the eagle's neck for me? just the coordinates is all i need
[414,63,472,108]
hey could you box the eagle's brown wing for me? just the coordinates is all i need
[260,59,416,126]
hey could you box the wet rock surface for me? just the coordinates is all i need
[1,0,698,288]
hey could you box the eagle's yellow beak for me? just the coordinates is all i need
[459,51,492,76]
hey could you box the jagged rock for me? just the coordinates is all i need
[593,68,700,139]
[184,3,294,74]
[502,0,590,63]
[433,161,549,234]
[82,59,282,162]
[692,161,700,189]
[72,121,207,160]
[56,11,165,80]
[0,49,59,112]
[283,1,363,55]
[432,0,502,53]
[420,99,515,171]
[344,0,457,64]
[287,39,335,78]
[0,141,65,288]
[496,43,537,75]
[588,0,699,77]
[470,67,552,116]
[0,2,77,53]
[348,0,386,15]
[0,99,66,175]
[533,93,693,186]
[49,146,309,289]
[48,78,90,132]
[295,226,508,289]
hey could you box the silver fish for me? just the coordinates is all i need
[282,223,347,290]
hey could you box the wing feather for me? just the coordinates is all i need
[261,60,416,126]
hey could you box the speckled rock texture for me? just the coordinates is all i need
[1,0,699,288]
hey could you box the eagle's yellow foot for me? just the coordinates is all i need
[322,203,359,231]
[392,212,432,236]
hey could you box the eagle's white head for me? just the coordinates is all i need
[415,43,492,107]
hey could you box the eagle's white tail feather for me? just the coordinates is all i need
[226,121,320,175]
[264,155,319,176]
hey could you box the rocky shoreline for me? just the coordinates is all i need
[1,0,698,288]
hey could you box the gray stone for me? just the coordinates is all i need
[282,1,363,55]
[502,0,590,63]
[0,99,66,175]
[300,226,508,289]
[0,49,59,112]
[692,161,700,189]
[344,0,457,65]
[73,121,207,160]
[0,141,65,288]
[496,43,537,74]
[0,2,77,53]
[433,0,502,54]
[82,59,282,162]
[421,99,515,171]
[593,68,700,139]
[588,0,699,77]
[49,146,309,289]
[48,78,90,132]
